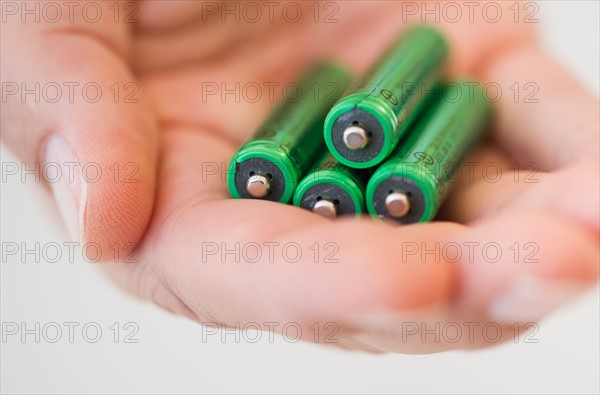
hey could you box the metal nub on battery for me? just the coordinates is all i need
[313,200,338,219]
[385,192,410,218]
[227,62,352,203]
[324,25,448,169]
[246,175,270,198]
[293,154,373,218]
[343,126,369,150]
[366,81,491,224]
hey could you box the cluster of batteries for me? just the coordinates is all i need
[228,26,491,224]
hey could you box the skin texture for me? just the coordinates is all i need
[1,1,598,353]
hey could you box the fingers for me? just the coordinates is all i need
[436,0,537,75]
[105,124,598,354]
[444,152,600,231]
[481,45,600,170]
[448,45,600,229]
[451,211,599,320]
[134,0,536,76]
[508,159,600,232]
[132,1,310,73]
[437,144,537,223]
[1,1,159,260]
[133,12,267,73]
[331,1,537,76]
[141,26,335,145]
[136,0,208,32]
[342,209,599,353]
[99,1,598,354]
[141,0,538,146]
[103,125,457,341]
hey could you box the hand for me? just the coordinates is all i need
[2,1,598,353]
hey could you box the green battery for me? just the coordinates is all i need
[228,62,352,203]
[366,81,491,224]
[324,25,448,169]
[293,154,373,219]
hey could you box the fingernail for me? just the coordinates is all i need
[42,135,87,242]
[488,276,589,323]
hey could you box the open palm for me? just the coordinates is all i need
[2,1,598,353]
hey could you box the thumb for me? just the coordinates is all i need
[1,1,158,261]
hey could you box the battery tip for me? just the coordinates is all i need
[246,174,270,198]
[313,200,337,219]
[385,192,410,218]
[343,126,369,150]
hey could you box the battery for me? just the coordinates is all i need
[366,81,491,224]
[323,25,448,169]
[293,154,373,218]
[228,62,352,203]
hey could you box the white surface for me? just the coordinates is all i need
[1,2,599,394]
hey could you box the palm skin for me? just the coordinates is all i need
[2,1,598,353]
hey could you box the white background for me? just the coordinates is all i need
[1,1,599,394]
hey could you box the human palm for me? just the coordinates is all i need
[2,1,598,353]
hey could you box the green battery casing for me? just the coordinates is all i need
[366,81,491,223]
[228,62,352,203]
[324,25,448,169]
[293,153,372,217]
